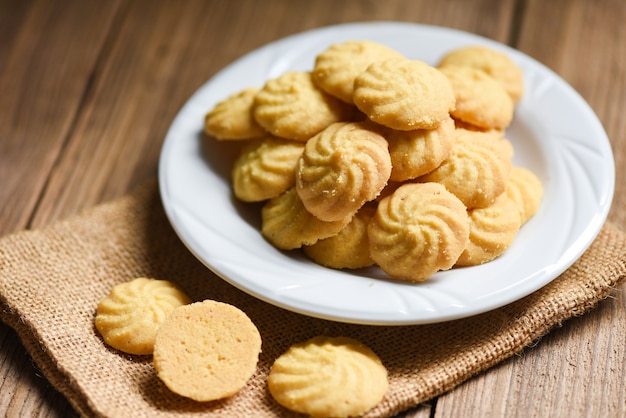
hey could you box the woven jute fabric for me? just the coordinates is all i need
[1,180,625,418]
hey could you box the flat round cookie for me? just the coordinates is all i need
[252,71,354,142]
[268,336,388,418]
[153,300,262,402]
[95,278,191,355]
[313,40,405,103]
[353,58,455,130]
[368,182,470,282]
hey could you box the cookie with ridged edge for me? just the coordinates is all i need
[455,193,522,267]
[353,58,455,130]
[295,121,391,222]
[313,40,405,103]
[368,182,470,282]
[153,300,262,402]
[204,87,267,140]
[268,336,388,418]
[505,166,543,224]
[303,204,376,269]
[386,115,455,181]
[231,135,305,202]
[252,71,354,142]
[261,188,352,250]
[438,45,524,102]
[95,277,191,355]
[419,129,513,209]
[439,65,514,130]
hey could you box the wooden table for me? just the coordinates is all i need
[1,0,624,416]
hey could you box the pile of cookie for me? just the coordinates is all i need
[206,40,543,282]
[95,278,388,416]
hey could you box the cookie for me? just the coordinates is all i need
[386,115,455,181]
[368,182,470,282]
[204,88,267,140]
[420,129,513,209]
[296,121,392,222]
[268,336,388,418]
[252,71,354,142]
[505,166,543,224]
[313,40,405,103]
[153,300,262,402]
[455,193,522,266]
[303,204,376,269]
[261,188,352,250]
[353,58,455,130]
[438,45,524,102]
[94,278,191,355]
[438,65,514,130]
[231,136,305,202]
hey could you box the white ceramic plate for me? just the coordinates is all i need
[158,22,614,325]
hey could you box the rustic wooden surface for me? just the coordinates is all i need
[1,0,624,416]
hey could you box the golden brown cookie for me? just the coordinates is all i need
[313,40,405,103]
[419,129,513,209]
[295,121,392,222]
[505,166,543,224]
[261,188,352,250]
[386,115,456,181]
[231,136,305,202]
[455,193,522,266]
[153,300,262,402]
[268,336,388,418]
[252,71,354,142]
[368,182,470,282]
[439,65,514,130]
[95,278,191,355]
[303,204,376,269]
[438,45,524,102]
[204,88,267,140]
[353,58,456,130]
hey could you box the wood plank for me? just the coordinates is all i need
[0,0,121,234]
[433,0,626,416]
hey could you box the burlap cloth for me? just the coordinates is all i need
[1,180,625,418]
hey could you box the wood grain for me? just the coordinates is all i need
[0,0,624,417]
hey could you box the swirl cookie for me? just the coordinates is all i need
[153,300,262,402]
[231,136,305,202]
[438,65,514,130]
[261,188,352,250]
[420,129,513,209]
[94,278,191,355]
[353,58,455,130]
[303,204,376,269]
[296,121,392,222]
[455,193,522,266]
[204,88,267,140]
[268,336,388,418]
[386,115,456,181]
[313,40,405,103]
[368,182,470,282]
[505,166,543,224]
[252,71,354,142]
[438,45,524,102]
